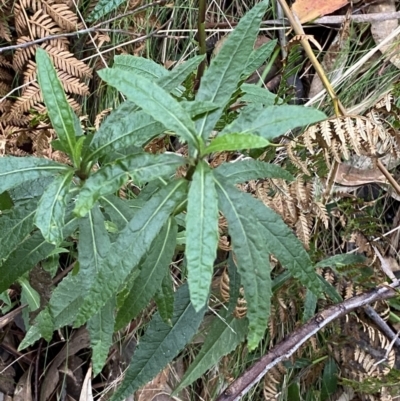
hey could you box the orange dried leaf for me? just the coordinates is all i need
[292,0,349,24]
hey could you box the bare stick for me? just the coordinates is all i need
[0,0,167,54]
[216,282,400,401]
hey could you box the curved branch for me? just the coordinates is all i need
[216,282,400,401]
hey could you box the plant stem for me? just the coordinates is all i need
[195,0,207,90]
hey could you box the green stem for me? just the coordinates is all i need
[195,0,207,90]
[257,46,280,87]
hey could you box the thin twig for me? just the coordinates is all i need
[276,1,287,59]
[216,282,400,401]
[81,19,173,61]
[203,12,400,28]
[0,0,167,54]
[91,0,168,29]
[72,0,108,69]
[34,340,43,401]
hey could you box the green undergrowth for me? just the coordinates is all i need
[2,1,400,400]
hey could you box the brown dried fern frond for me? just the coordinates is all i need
[9,82,42,114]
[17,58,88,104]
[0,66,14,84]
[219,268,230,304]
[42,0,78,32]
[42,44,92,78]
[0,55,13,70]
[295,213,312,249]
[14,6,28,37]
[263,364,286,400]
[313,202,329,229]
[0,15,11,42]
[301,115,399,164]
[22,59,38,84]
[0,99,13,113]
[28,10,62,37]
[16,0,44,16]
[13,36,38,71]
[94,108,112,130]
[219,268,247,318]
[286,139,311,175]
[375,93,393,112]
[255,177,327,248]
[0,113,31,127]
[50,70,90,96]
[0,80,10,97]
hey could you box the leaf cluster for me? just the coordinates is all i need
[0,1,329,399]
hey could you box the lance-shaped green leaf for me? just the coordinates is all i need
[88,106,166,161]
[35,308,54,341]
[88,0,126,21]
[302,289,318,322]
[110,283,206,401]
[35,171,73,245]
[195,0,269,140]
[181,100,219,119]
[186,161,219,310]
[215,180,271,349]
[173,311,248,394]
[19,275,40,312]
[19,205,110,350]
[19,324,41,351]
[241,39,277,79]
[0,199,38,262]
[233,187,322,296]
[160,55,205,93]
[215,159,294,185]
[78,203,111,287]
[74,180,188,327]
[112,54,204,95]
[0,156,70,193]
[15,234,80,346]
[240,83,279,106]
[204,133,270,155]
[321,358,338,400]
[75,153,185,217]
[220,104,326,140]
[9,176,55,202]
[315,253,366,268]
[154,271,174,325]
[115,218,177,330]
[0,231,55,293]
[113,55,169,80]
[100,195,136,230]
[36,48,81,166]
[98,69,200,152]
[88,59,200,160]
[113,54,205,94]
[88,297,116,376]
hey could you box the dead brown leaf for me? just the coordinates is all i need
[40,328,90,401]
[369,0,400,69]
[135,360,190,401]
[13,366,33,401]
[292,0,349,24]
[79,365,93,401]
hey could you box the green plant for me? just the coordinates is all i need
[0,1,327,399]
